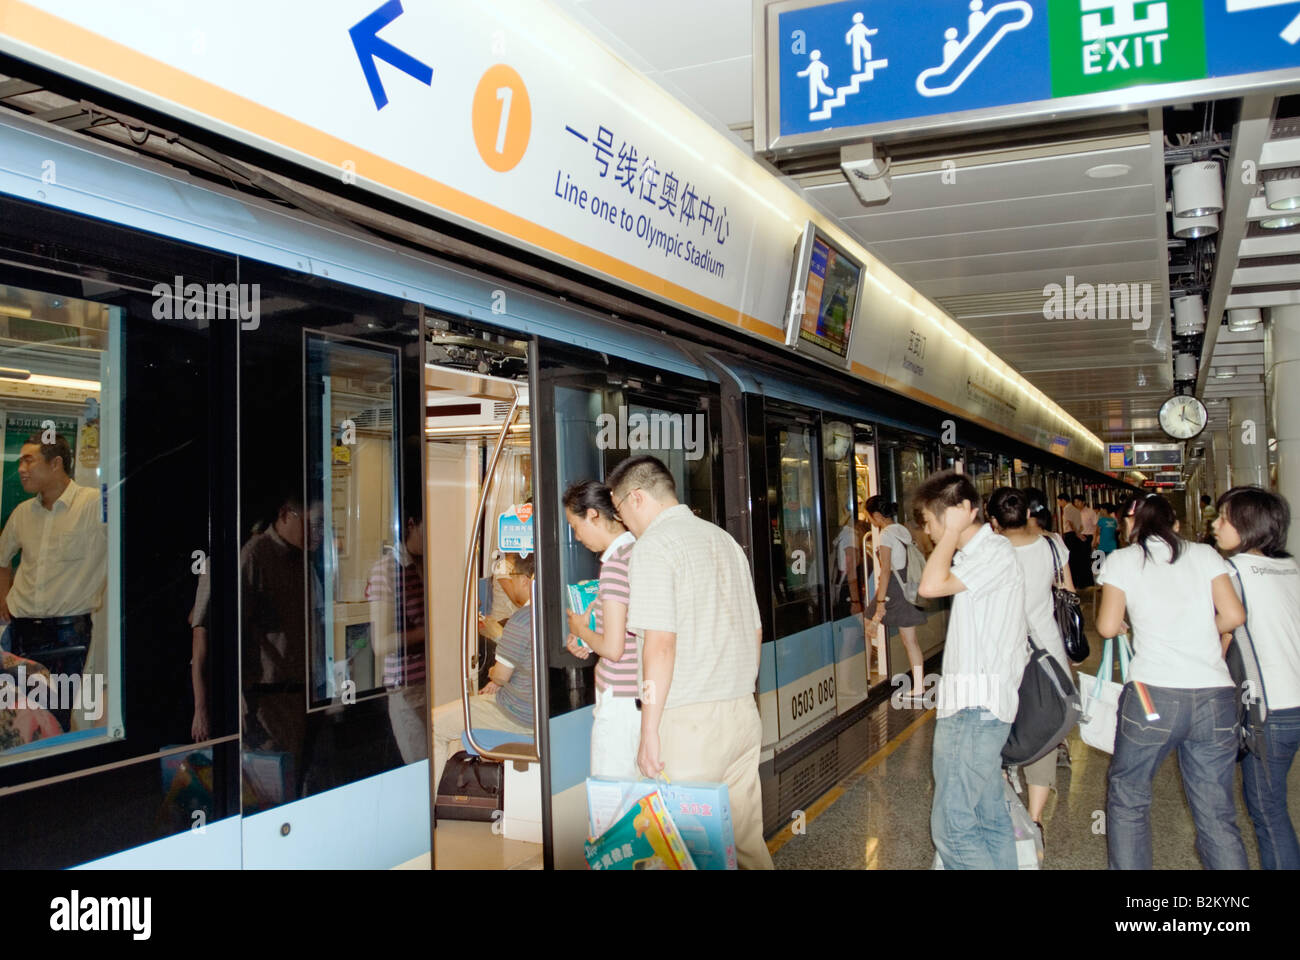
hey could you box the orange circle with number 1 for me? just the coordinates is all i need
[472,64,531,172]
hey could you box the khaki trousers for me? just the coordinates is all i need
[659,695,774,870]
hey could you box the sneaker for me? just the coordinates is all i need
[1056,743,1071,768]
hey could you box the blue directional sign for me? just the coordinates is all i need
[763,0,1300,149]
[777,0,1052,138]
[1206,1,1300,77]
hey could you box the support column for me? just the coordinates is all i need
[1269,306,1300,555]
[1229,395,1269,489]
[1210,429,1231,503]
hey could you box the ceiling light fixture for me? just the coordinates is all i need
[1212,366,1237,380]
[1174,352,1197,380]
[1086,163,1132,179]
[1172,211,1218,238]
[0,305,33,319]
[0,367,31,380]
[1173,295,1206,335]
[1172,161,1223,218]
[1228,308,1262,332]
[1261,211,1300,229]
[1265,176,1300,212]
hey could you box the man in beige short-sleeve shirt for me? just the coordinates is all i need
[609,455,773,870]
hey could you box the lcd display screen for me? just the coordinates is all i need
[797,234,860,359]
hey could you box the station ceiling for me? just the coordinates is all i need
[551,0,1297,450]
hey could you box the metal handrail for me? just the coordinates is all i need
[459,388,538,764]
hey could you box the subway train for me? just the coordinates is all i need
[0,80,1128,869]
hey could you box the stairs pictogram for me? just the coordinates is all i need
[809,59,889,120]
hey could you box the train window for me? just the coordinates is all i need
[0,282,122,768]
[876,428,933,555]
[766,414,824,634]
[822,420,863,621]
[303,334,402,710]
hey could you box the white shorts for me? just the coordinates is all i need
[590,686,641,781]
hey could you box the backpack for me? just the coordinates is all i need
[894,536,926,606]
[1003,637,1081,767]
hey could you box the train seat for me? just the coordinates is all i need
[460,730,542,844]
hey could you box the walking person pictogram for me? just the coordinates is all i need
[797,50,834,111]
[845,12,879,72]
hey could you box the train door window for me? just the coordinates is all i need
[821,420,876,711]
[543,360,716,718]
[969,453,996,500]
[767,413,824,629]
[766,408,836,743]
[0,282,122,770]
[876,428,932,553]
[304,334,401,710]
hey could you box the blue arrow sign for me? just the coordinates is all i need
[349,0,433,111]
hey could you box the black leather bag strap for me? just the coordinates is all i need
[1227,558,1270,719]
[1047,535,1065,587]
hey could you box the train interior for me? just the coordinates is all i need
[422,328,542,870]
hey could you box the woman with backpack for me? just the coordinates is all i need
[1096,494,1248,869]
[988,487,1074,846]
[864,496,927,702]
[1213,486,1300,869]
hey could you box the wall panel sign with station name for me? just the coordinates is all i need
[758,0,1300,151]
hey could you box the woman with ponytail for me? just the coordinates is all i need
[1096,493,1248,869]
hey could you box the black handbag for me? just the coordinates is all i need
[435,751,503,822]
[1003,636,1081,767]
[1048,537,1088,663]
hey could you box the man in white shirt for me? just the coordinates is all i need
[611,455,773,870]
[0,434,105,731]
[1079,499,1099,550]
[917,470,1028,870]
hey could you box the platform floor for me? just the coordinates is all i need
[771,590,1300,870]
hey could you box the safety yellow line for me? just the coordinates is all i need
[766,708,935,857]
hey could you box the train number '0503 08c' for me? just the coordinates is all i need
[792,675,835,721]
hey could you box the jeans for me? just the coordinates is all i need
[931,707,1016,869]
[1107,683,1247,870]
[1241,705,1300,870]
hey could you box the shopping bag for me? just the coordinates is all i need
[1077,634,1131,754]
[932,775,1041,870]
[586,776,737,869]
[583,785,695,870]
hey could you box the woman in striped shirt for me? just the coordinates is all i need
[563,480,641,780]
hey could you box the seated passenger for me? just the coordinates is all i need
[432,551,534,788]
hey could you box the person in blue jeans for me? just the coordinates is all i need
[915,471,1027,869]
[1097,494,1247,869]
[1214,486,1300,869]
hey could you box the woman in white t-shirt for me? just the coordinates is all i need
[1096,493,1247,870]
[864,496,927,701]
[1213,486,1300,870]
[988,487,1074,844]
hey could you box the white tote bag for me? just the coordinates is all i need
[1077,634,1132,754]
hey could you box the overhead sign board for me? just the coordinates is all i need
[757,0,1300,151]
[1133,442,1184,467]
[1108,442,1134,469]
